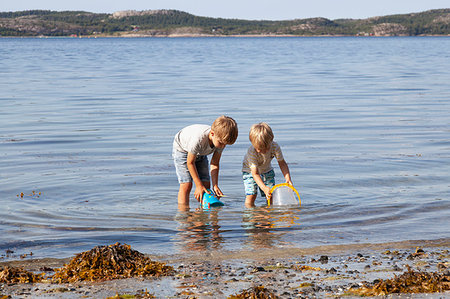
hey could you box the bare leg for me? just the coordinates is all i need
[178,182,192,210]
[245,194,257,208]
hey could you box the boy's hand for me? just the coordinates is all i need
[264,186,272,200]
[265,192,272,205]
[212,185,223,198]
[286,180,293,186]
[194,186,208,202]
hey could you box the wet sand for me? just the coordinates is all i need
[1,238,449,298]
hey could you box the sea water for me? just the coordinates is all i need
[0,37,449,260]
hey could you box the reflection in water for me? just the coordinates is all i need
[174,206,302,252]
[242,206,302,249]
[174,208,224,251]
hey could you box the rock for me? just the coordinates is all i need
[111,9,174,19]
[251,266,266,273]
[437,263,447,272]
[372,23,408,36]
[392,265,402,271]
[319,256,329,264]
[327,267,337,274]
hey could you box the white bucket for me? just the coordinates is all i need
[271,185,299,206]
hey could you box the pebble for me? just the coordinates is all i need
[327,267,337,274]
[392,264,402,271]
[319,255,329,264]
[437,263,447,271]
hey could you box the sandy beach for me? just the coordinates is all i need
[1,238,449,298]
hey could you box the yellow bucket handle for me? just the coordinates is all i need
[267,183,301,206]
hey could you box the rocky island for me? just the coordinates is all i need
[0,8,449,37]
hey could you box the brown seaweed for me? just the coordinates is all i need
[0,266,44,284]
[52,243,174,283]
[17,190,41,198]
[106,289,156,298]
[351,266,450,296]
[228,285,279,299]
[292,265,322,272]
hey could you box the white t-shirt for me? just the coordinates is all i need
[242,141,284,173]
[173,124,223,156]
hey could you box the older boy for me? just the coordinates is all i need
[173,116,238,209]
[242,122,292,207]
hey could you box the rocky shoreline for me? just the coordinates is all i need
[2,33,450,38]
[1,9,450,37]
[1,239,449,298]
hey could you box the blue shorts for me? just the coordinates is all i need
[242,169,275,197]
[173,150,210,184]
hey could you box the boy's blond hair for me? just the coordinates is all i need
[249,122,274,150]
[211,116,238,145]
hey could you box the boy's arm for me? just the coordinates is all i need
[187,152,208,202]
[278,159,293,186]
[210,150,223,197]
[250,167,272,200]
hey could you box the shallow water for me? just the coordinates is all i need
[0,37,449,260]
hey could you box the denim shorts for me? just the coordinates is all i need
[173,150,210,184]
[242,169,275,197]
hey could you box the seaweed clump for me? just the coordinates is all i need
[106,289,156,298]
[52,243,174,283]
[351,266,450,296]
[0,266,44,284]
[292,265,322,272]
[228,285,279,299]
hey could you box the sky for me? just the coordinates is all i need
[1,0,449,20]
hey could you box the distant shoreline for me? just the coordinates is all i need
[1,34,450,38]
[1,9,449,37]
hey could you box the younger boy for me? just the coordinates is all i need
[173,116,238,209]
[242,122,292,207]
